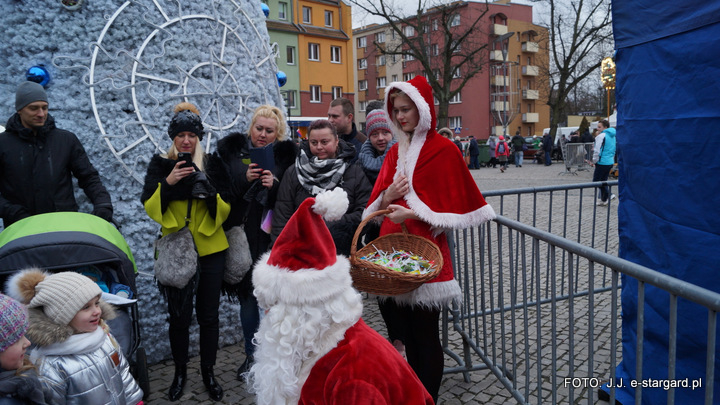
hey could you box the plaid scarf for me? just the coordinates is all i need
[296,147,348,196]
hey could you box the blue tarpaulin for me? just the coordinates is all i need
[611,1,720,403]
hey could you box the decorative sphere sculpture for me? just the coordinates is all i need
[261,3,269,17]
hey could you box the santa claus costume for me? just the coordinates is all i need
[363,76,496,400]
[247,188,434,405]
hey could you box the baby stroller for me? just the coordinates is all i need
[0,212,150,398]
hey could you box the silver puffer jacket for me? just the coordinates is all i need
[25,302,142,405]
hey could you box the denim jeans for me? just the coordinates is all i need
[514,151,523,166]
[592,164,613,201]
[544,150,552,165]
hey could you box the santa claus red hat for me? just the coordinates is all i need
[253,188,355,308]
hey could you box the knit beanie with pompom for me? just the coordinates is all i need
[365,109,392,138]
[167,102,204,140]
[6,269,102,326]
[0,293,28,352]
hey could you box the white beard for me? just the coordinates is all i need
[246,288,363,405]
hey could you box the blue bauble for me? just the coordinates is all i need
[26,66,50,88]
[261,3,270,17]
[276,71,287,87]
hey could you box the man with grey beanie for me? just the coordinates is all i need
[0,81,113,227]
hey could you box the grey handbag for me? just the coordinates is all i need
[224,225,252,285]
[153,201,198,288]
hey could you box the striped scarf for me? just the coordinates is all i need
[296,148,348,196]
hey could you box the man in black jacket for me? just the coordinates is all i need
[0,81,113,227]
[327,98,366,164]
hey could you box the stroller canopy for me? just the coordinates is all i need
[0,212,137,292]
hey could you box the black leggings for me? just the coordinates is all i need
[168,250,225,367]
[380,300,443,402]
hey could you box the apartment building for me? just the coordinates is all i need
[264,0,355,118]
[352,0,550,139]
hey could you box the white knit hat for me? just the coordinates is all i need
[7,269,102,326]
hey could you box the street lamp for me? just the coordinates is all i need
[601,57,615,119]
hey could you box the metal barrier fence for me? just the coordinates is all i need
[442,182,720,404]
[561,143,594,175]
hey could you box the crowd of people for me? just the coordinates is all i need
[0,76,614,404]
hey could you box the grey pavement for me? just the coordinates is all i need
[144,160,619,404]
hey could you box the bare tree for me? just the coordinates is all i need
[350,0,490,128]
[530,0,613,137]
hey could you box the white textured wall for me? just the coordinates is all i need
[0,0,284,364]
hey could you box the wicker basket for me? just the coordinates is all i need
[350,210,443,296]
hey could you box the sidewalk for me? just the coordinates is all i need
[144,162,615,404]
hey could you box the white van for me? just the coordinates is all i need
[542,127,579,147]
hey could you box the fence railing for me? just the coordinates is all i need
[442,182,720,404]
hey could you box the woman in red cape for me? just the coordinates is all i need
[364,76,495,401]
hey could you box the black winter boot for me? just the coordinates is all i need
[168,364,187,401]
[236,354,254,380]
[201,365,224,401]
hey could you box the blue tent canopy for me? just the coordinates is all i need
[612,1,720,403]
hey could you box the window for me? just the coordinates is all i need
[527,56,533,65]
[325,10,333,27]
[359,101,367,112]
[308,43,319,61]
[358,80,368,90]
[403,73,414,81]
[278,2,287,20]
[310,85,322,103]
[451,40,461,53]
[450,92,461,103]
[448,116,462,128]
[286,46,295,65]
[358,58,367,69]
[302,6,311,24]
[376,77,386,88]
[433,96,439,105]
[332,86,343,99]
[376,32,385,43]
[391,30,397,39]
[450,14,460,27]
[284,90,296,108]
[431,44,438,56]
[432,19,438,31]
[432,69,440,79]
[376,55,385,66]
[357,37,366,48]
[331,46,341,63]
[452,67,461,78]
[391,74,398,82]
[404,53,415,61]
[392,54,399,63]
[403,25,415,37]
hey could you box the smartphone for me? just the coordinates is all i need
[177,152,193,168]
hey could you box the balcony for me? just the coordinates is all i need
[492,101,509,111]
[490,50,505,62]
[522,89,539,100]
[522,65,539,76]
[492,24,508,36]
[491,126,504,135]
[491,75,510,86]
[522,41,539,53]
[523,113,539,123]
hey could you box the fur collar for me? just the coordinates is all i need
[25,300,115,347]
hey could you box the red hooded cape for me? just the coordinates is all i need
[364,76,496,307]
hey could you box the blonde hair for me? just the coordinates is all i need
[248,105,287,141]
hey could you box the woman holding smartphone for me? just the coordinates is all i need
[141,102,230,402]
[363,76,495,402]
[213,104,298,379]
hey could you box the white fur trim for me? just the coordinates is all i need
[253,251,355,308]
[385,81,432,136]
[378,279,462,309]
[313,188,349,221]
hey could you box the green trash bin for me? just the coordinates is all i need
[478,144,490,166]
